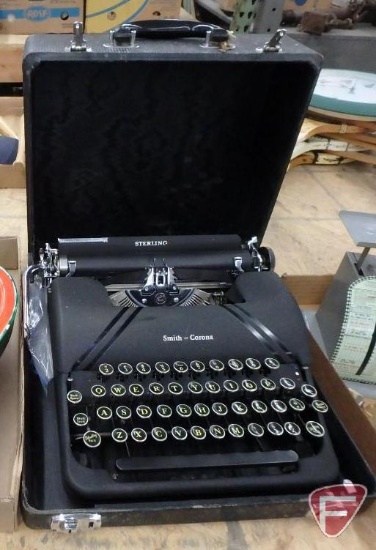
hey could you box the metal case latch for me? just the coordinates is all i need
[51,513,101,533]
[70,22,90,52]
[257,29,286,53]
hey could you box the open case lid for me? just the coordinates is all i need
[23,27,322,260]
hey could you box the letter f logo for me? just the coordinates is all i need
[309,484,367,537]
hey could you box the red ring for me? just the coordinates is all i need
[0,266,17,339]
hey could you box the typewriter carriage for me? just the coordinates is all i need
[24,236,275,337]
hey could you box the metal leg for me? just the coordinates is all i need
[230,0,284,34]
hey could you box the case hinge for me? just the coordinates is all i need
[50,513,101,533]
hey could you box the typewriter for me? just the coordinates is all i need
[22,27,347,517]
[25,233,340,502]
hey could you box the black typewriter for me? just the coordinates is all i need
[22,28,352,522]
[25,233,340,502]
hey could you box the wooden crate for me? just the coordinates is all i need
[0,36,25,84]
[0,97,25,189]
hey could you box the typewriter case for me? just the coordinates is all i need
[21,27,376,530]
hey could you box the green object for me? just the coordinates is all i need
[230,0,259,33]
[310,69,376,120]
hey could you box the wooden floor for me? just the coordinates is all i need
[266,163,376,276]
[0,162,376,548]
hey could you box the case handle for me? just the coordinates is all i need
[112,20,230,44]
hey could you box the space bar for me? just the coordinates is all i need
[115,450,299,472]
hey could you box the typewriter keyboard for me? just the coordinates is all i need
[64,356,330,482]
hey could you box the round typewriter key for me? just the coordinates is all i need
[284,422,301,436]
[111,383,126,397]
[171,426,188,441]
[289,397,305,412]
[116,405,132,420]
[91,384,106,398]
[267,422,284,436]
[156,404,172,418]
[149,382,164,396]
[168,382,183,395]
[129,383,144,397]
[312,399,329,413]
[118,362,133,375]
[112,428,128,443]
[99,363,114,376]
[190,426,206,440]
[251,400,268,414]
[301,384,318,398]
[97,405,112,420]
[209,359,224,372]
[190,360,206,373]
[228,423,245,438]
[131,428,147,442]
[231,401,248,415]
[188,381,203,395]
[271,399,288,413]
[194,403,210,417]
[155,361,170,374]
[67,390,82,404]
[305,420,325,438]
[280,377,296,391]
[209,425,226,439]
[264,358,280,370]
[173,361,188,374]
[136,362,151,375]
[73,412,88,427]
[205,381,221,394]
[242,379,257,393]
[136,405,152,419]
[223,379,239,393]
[245,358,261,371]
[83,430,101,448]
[176,404,192,418]
[151,427,168,442]
[212,402,228,416]
[260,378,276,391]
[247,422,264,437]
[228,358,243,371]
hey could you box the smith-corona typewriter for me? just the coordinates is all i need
[22,25,361,525]
[25,234,340,501]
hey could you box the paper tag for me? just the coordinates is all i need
[332,277,376,383]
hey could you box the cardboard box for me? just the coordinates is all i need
[0,237,22,532]
[283,0,349,13]
[0,1,84,34]
[283,273,334,307]
[85,0,181,33]
[0,36,25,84]
[0,97,25,189]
